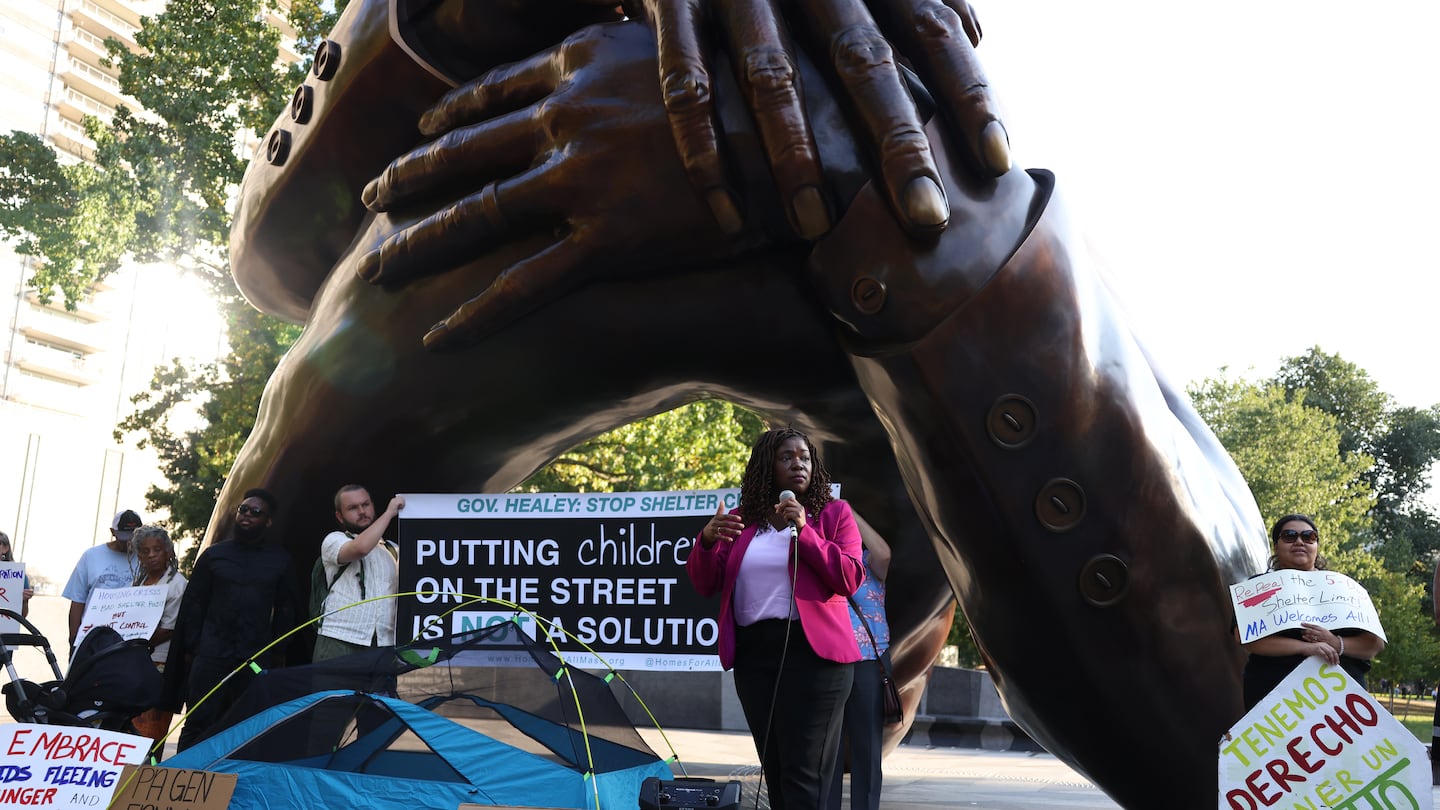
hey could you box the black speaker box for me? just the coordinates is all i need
[638,776,742,810]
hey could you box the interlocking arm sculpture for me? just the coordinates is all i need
[215,3,1266,806]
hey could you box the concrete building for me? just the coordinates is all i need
[0,0,295,588]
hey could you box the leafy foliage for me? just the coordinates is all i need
[6,0,773,569]
[1274,347,1440,565]
[0,1,342,559]
[116,291,301,564]
[1191,352,1440,687]
[516,402,767,493]
[0,129,139,305]
[1189,374,1375,550]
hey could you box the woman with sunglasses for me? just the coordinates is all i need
[1240,514,1386,710]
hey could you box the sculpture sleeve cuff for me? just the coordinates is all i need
[807,120,1049,351]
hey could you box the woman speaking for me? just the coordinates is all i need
[688,428,865,809]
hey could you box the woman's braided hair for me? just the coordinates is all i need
[130,525,179,585]
[736,428,834,526]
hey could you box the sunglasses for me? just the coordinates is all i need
[1278,529,1319,544]
[236,504,268,517]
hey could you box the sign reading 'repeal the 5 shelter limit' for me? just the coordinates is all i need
[1231,569,1386,644]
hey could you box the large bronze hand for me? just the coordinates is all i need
[626,0,1008,238]
[356,22,762,350]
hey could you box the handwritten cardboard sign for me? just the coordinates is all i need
[0,723,148,808]
[1219,658,1429,809]
[1231,570,1386,644]
[108,765,237,810]
[75,586,167,648]
[0,562,24,633]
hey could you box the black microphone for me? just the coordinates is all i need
[778,490,799,540]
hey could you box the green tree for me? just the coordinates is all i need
[517,402,767,493]
[1189,373,1375,550]
[1191,365,1440,691]
[1273,347,1440,565]
[8,1,770,556]
[1367,569,1440,688]
[1,2,343,557]
[115,297,301,563]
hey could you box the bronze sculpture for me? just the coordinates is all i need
[209,1,1268,806]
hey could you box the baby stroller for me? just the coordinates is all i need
[1,608,162,732]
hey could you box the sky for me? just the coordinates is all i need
[970,1,1440,410]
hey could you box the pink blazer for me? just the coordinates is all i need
[687,499,865,669]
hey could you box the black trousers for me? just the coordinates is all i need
[733,620,854,810]
[176,656,254,751]
[828,651,889,810]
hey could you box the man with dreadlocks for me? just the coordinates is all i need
[688,428,864,810]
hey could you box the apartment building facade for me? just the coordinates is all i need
[0,0,293,585]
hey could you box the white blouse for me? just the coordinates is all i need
[733,522,799,625]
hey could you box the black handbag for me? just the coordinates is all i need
[847,595,903,724]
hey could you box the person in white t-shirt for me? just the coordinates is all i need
[314,485,404,661]
[62,509,143,650]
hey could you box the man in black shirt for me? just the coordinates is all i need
[172,488,297,751]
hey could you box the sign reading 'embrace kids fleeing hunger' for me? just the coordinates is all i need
[397,490,763,670]
[1220,658,1430,810]
[1232,570,1387,644]
[0,724,148,808]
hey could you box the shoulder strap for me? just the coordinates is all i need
[845,593,892,677]
[327,560,352,589]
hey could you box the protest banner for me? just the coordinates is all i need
[399,488,839,670]
[0,562,24,633]
[1219,658,1430,810]
[1232,570,1386,644]
[108,765,237,810]
[74,586,166,647]
[0,723,147,809]
[399,490,732,670]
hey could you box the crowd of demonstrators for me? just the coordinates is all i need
[127,525,187,750]
[689,428,865,810]
[62,509,144,651]
[314,485,404,661]
[167,488,298,751]
[37,482,409,754]
[0,531,33,618]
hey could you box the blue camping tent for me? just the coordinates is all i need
[165,689,672,810]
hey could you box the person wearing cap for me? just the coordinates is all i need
[62,508,144,649]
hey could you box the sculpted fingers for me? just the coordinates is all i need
[423,238,586,352]
[957,0,982,47]
[798,0,948,233]
[647,0,742,234]
[719,0,829,238]
[357,181,514,286]
[881,0,1010,176]
[362,111,540,213]
[417,49,563,138]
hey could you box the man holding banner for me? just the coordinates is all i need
[314,485,404,660]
